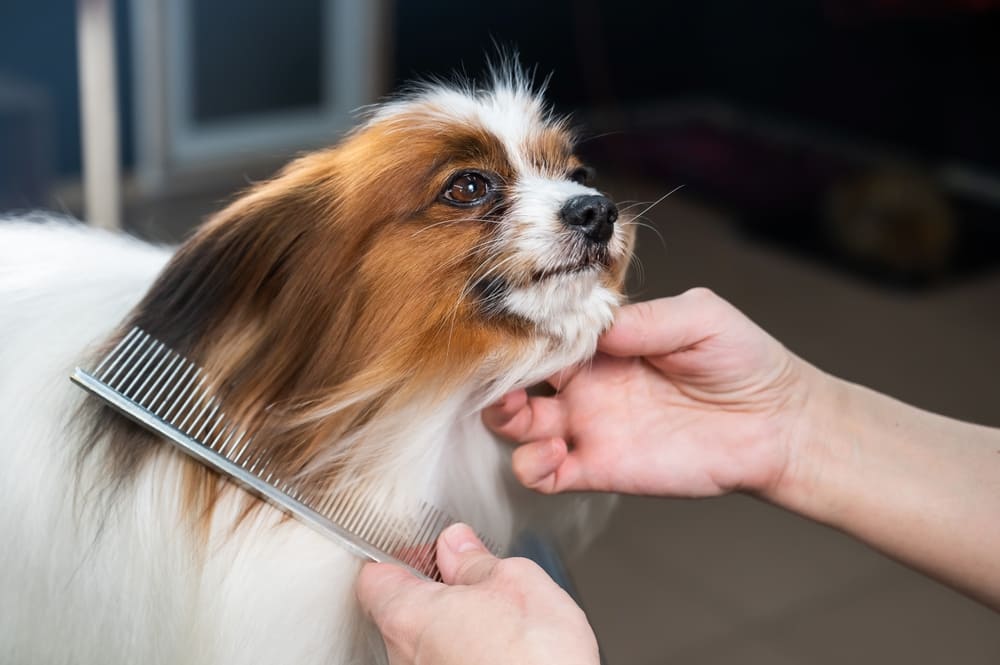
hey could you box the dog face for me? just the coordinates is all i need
[357,81,633,343]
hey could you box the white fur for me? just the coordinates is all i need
[374,75,552,177]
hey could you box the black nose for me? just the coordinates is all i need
[560,194,618,243]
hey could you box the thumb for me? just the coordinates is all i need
[435,523,500,585]
[599,289,722,357]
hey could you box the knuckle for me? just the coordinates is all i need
[631,299,659,329]
[635,299,657,318]
[496,556,543,581]
[685,286,733,321]
[378,607,406,636]
[684,286,717,303]
[507,408,533,437]
[490,422,519,444]
[511,452,538,487]
[375,599,415,641]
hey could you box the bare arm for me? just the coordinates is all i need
[774,368,1000,607]
[485,288,1000,609]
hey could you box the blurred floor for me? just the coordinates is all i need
[120,175,1000,664]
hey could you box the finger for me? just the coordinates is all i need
[483,394,569,444]
[355,562,429,626]
[511,438,568,491]
[435,523,501,585]
[512,439,591,494]
[481,389,528,431]
[599,288,726,357]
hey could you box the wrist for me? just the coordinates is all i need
[758,359,851,521]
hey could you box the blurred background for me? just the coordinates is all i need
[2,0,999,662]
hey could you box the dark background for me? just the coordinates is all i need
[397,0,1000,173]
[3,0,998,287]
[1,4,999,661]
[2,0,998,175]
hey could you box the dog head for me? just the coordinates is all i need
[96,66,635,490]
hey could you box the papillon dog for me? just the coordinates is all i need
[0,66,634,664]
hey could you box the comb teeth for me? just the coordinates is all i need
[73,326,500,580]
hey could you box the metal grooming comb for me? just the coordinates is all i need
[71,326,499,580]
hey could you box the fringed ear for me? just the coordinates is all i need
[80,147,486,509]
[126,175,338,359]
[80,158,372,505]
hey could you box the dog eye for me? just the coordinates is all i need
[443,172,491,205]
[569,166,595,186]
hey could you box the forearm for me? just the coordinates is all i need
[768,363,1000,609]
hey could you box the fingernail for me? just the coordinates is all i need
[441,523,486,554]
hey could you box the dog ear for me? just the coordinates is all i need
[125,184,330,357]
[100,155,437,481]
[83,165,378,492]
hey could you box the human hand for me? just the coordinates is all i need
[484,287,821,498]
[356,523,599,665]
[485,288,1000,610]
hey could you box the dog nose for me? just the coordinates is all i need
[560,194,618,243]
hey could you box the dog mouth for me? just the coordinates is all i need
[529,247,612,283]
[529,261,595,283]
[471,259,599,308]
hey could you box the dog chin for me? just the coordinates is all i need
[516,271,618,338]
